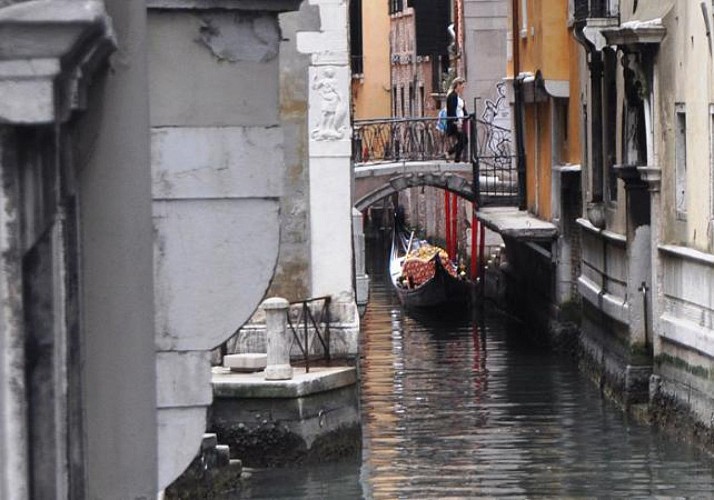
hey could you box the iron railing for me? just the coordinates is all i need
[352,116,458,164]
[287,296,331,373]
[574,0,616,22]
[470,118,521,207]
[352,115,523,208]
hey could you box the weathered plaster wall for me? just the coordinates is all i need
[655,2,713,251]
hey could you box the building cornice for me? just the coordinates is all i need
[0,0,116,124]
[146,0,302,11]
[602,20,666,47]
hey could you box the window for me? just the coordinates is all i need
[350,0,363,76]
[392,86,398,117]
[413,0,450,56]
[675,103,687,219]
[553,98,568,165]
[389,0,403,15]
[409,84,415,117]
[400,86,405,117]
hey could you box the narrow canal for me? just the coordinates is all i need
[235,236,714,499]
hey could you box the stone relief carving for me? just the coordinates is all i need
[311,67,347,140]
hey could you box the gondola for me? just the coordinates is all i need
[389,218,472,309]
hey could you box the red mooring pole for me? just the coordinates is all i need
[479,220,486,280]
[445,191,452,255]
[451,194,458,259]
[471,204,479,280]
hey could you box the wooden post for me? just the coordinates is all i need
[450,193,458,259]
[445,191,452,255]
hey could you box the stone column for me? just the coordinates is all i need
[638,166,662,356]
[297,1,353,297]
[616,165,651,349]
[352,208,370,311]
[297,0,360,354]
[264,298,293,380]
[0,128,28,500]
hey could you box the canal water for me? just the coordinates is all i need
[234,240,714,498]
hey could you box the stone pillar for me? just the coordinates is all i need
[297,0,353,298]
[263,298,293,381]
[0,128,28,500]
[616,165,651,349]
[352,208,370,311]
[296,0,360,355]
[638,166,662,356]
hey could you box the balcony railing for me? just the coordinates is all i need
[574,0,617,22]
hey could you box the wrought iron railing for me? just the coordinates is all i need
[352,115,523,208]
[574,0,616,22]
[470,118,521,207]
[352,117,458,164]
[287,296,331,372]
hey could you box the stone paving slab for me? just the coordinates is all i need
[212,366,357,399]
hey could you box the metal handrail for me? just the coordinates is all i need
[352,116,466,164]
[352,115,523,208]
[287,296,331,373]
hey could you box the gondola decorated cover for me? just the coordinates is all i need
[399,244,457,288]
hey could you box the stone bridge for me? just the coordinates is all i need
[353,160,475,211]
[351,116,522,211]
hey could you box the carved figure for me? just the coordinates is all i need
[311,67,347,140]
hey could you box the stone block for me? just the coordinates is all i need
[153,198,280,351]
[223,353,267,373]
[215,445,230,467]
[148,11,279,127]
[151,126,284,200]
[157,351,212,408]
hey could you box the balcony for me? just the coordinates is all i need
[573,0,618,23]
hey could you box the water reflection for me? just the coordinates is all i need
[232,274,714,499]
[358,278,714,499]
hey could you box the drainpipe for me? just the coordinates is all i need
[512,0,527,210]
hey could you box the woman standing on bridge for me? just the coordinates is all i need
[445,77,468,162]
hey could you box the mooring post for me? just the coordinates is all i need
[263,297,293,380]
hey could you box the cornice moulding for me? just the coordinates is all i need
[146,0,302,11]
[0,0,116,124]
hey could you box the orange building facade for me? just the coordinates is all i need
[509,0,581,221]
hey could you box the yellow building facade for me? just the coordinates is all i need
[351,0,391,120]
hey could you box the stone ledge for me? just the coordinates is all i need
[147,0,303,11]
[0,0,116,124]
[212,366,357,399]
[578,275,629,326]
[478,207,558,241]
[223,353,267,372]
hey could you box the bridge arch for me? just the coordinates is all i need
[354,172,474,212]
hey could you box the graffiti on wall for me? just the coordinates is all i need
[478,82,513,160]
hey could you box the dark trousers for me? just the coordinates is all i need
[448,129,468,162]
